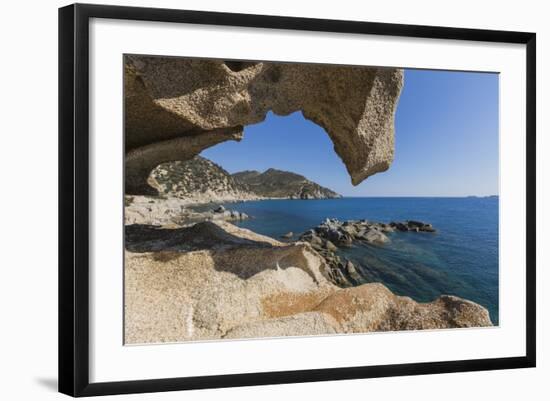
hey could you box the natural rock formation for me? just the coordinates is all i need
[232,168,341,199]
[314,284,492,332]
[126,126,243,196]
[122,55,492,344]
[301,218,435,249]
[124,220,491,344]
[390,220,436,232]
[301,218,396,249]
[125,195,247,226]
[125,56,404,194]
[298,218,436,287]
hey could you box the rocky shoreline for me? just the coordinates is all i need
[297,218,436,287]
[125,195,441,290]
[122,56,494,344]
[124,195,493,344]
[124,217,492,344]
[125,195,252,226]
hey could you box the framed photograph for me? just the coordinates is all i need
[58,3,536,397]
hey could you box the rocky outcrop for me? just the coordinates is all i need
[300,218,396,248]
[124,220,491,344]
[390,220,436,232]
[125,56,403,194]
[232,168,341,199]
[122,55,492,344]
[314,283,492,332]
[298,218,436,287]
[124,195,247,226]
[301,218,435,248]
[126,126,243,196]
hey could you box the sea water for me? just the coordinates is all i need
[222,197,499,324]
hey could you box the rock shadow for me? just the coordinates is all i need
[125,221,275,253]
[125,222,320,282]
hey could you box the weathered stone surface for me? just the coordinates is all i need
[124,221,492,344]
[223,312,341,339]
[314,283,492,332]
[125,56,403,194]
[360,229,390,245]
[126,126,243,195]
[124,222,334,343]
[124,195,249,226]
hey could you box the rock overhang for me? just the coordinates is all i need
[124,55,404,194]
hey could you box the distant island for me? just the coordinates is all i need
[148,155,341,202]
[466,195,498,199]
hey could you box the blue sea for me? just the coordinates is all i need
[221,197,499,324]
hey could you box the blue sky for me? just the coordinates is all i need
[201,69,499,197]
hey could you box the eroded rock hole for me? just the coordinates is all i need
[224,61,256,72]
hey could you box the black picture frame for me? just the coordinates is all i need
[59,3,536,397]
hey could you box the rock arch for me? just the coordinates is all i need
[125,55,404,195]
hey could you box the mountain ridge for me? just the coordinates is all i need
[148,156,341,201]
[232,168,341,199]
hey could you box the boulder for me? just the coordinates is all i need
[345,260,363,283]
[314,283,492,333]
[361,229,390,245]
[324,240,338,252]
[342,224,358,237]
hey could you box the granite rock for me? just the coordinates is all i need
[125,56,403,194]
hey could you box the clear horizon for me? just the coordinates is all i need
[201,68,499,197]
